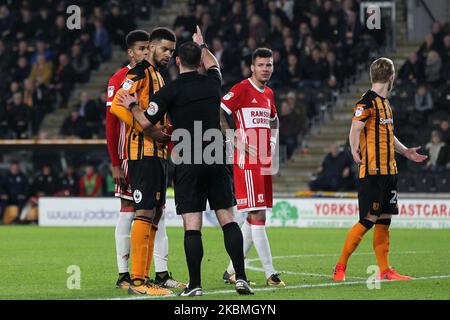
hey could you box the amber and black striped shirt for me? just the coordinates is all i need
[352,90,398,178]
[112,60,168,161]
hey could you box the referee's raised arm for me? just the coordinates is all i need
[192,25,220,71]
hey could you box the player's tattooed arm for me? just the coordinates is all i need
[394,136,428,163]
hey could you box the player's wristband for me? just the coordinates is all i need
[200,43,208,50]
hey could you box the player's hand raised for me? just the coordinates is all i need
[404,146,428,163]
[117,91,137,109]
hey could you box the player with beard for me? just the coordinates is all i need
[110,27,183,295]
[107,30,184,290]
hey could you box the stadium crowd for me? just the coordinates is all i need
[0,0,156,139]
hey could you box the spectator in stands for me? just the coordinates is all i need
[14,7,35,40]
[173,4,197,35]
[0,39,13,72]
[93,19,112,61]
[30,40,53,64]
[325,51,344,84]
[7,92,30,139]
[23,78,43,136]
[50,15,73,55]
[0,5,14,40]
[60,109,90,139]
[0,101,10,138]
[30,164,59,197]
[248,14,269,45]
[326,14,345,48]
[106,4,135,48]
[29,54,53,86]
[15,40,31,62]
[418,34,437,61]
[79,163,103,197]
[35,7,53,40]
[56,165,79,196]
[79,31,100,69]
[301,48,328,88]
[279,99,302,160]
[76,91,101,136]
[49,53,75,109]
[12,56,30,82]
[398,52,424,84]
[309,143,354,191]
[414,85,433,113]
[424,130,448,172]
[282,53,302,88]
[310,14,327,42]
[296,22,311,51]
[0,162,29,223]
[200,12,219,46]
[70,44,90,83]
[437,119,450,145]
[424,50,442,86]
[440,35,450,64]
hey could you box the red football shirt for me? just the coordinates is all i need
[220,78,277,169]
[105,65,131,165]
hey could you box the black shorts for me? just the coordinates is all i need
[358,174,399,219]
[128,157,167,210]
[174,164,236,215]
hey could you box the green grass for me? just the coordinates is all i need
[0,226,449,300]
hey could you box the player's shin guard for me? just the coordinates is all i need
[373,219,391,274]
[153,213,169,273]
[226,218,253,275]
[115,207,135,274]
[222,222,247,281]
[184,230,203,289]
[337,220,373,266]
[250,220,276,278]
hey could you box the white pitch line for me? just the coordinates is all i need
[104,274,450,300]
[244,250,434,280]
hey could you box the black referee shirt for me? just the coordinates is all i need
[144,66,225,164]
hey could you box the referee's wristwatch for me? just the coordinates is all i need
[199,43,208,50]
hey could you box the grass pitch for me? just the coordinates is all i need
[0,226,449,300]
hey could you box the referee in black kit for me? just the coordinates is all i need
[117,26,253,297]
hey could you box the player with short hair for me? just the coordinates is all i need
[117,26,253,297]
[332,57,427,281]
[220,48,285,287]
[110,27,183,295]
[107,30,184,290]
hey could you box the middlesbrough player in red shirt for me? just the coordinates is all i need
[107,30,183,289]
[220,48,285,287]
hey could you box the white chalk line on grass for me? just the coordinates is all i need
[104,274,450,300]
[245,250,435,280]
[103,250,448,300]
